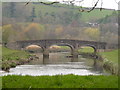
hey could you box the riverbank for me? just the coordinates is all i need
[2,74,118,88]
[1,47,118,88]
[79,47,119,75]
[100,50,118,75]
[2,47,36,71]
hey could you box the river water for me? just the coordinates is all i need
[0,52,110,76]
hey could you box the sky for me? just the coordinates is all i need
[49,0,120,10]
[1,0,120,10]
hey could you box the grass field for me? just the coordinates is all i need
[78,47,118,64]
[2,75,118,88]
[100,49,118,63]
[2,46,30,61]
[2,46,31,70]
[81,9,113,21]
[78,47,94,53]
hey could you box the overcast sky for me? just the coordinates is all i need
[49,0,120,10]
[1,0,120,10]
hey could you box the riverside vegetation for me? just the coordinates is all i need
[2,46,35,71]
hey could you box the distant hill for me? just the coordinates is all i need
[2,2,115,22]
[2,2,118,45]
[32,3,115,22]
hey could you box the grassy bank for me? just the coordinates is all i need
[100,50,118,75]
[78,47,118,75]
[2,46,30,61]
[2,46,32,71]
[100,49,118,63]
[79,47,118,64]
[2,75,118,88]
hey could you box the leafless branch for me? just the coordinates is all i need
[25,0,103,12]
[39,2,59,5]
[87,0,100,12]
[25,0,31,6]
[25,0,59,6]
[79,0,100,12]
[114,0,119,4]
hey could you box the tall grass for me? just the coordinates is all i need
[2,75,118,88]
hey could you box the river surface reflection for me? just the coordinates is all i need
[0,52,110,76]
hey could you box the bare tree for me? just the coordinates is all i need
[25,0,117,12]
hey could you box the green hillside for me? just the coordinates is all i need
[32,3,114,22]
[81,9,114,21]
[2,2,115,22]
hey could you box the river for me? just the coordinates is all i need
[0,52,110,76]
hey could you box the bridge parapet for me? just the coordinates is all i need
[7,39,107,50]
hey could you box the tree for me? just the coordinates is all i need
[55,26,63,38]
[28,7,36,22]
[2,24,17,43]
[9,2,16,17]
[31,7,36,18]
[84,27,100,41]
[23,23,44,40]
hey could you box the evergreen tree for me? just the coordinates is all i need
[9,2,16,17]
[31,7,36,18]
[30,7,36,22]
[26,7,36,22]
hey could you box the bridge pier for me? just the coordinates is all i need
[72,49,79,58]
[43,48,49,58]
[71,44,79,58]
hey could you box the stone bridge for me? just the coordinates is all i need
[7,39,107,58]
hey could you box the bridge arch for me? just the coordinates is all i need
[48,43,74,54]
[80,44,97,53]
[22,44,45,52]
